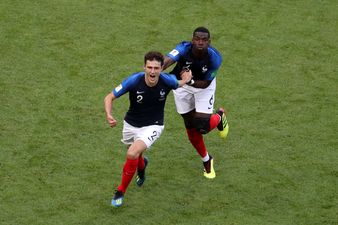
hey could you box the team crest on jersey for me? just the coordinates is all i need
[169,49,179,57]
[159,89,166,101]
[114,84,122,93]
[202,65,208,73]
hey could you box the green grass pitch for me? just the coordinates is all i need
[1,0,337,224]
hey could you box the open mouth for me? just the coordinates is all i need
[149,74,156,82]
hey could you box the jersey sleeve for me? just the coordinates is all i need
[112,72,143,97]
[166,41,191,62]
[160,73,179,89]
[205,47,222,80]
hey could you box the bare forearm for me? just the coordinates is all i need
[178,80,188,87]
[104,93,118,127]
[163,56,175,70]
[178,70,192,87]
[104,94,113,115]
[189,80,211,88]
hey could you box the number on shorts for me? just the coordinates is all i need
[209,95,214,106]
[148,131,158,141]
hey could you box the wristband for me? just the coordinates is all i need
[187,79,195,86]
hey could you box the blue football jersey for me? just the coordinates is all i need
[113,72,179,127]
[167,41,222,81]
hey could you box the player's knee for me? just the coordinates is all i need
[194,117,210,134]
[126,151,138,160]
[181,111,195,129]
[126,146,142,160]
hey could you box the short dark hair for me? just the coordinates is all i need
[193,27,210,38]
[144,51,164,66]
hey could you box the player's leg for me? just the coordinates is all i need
[118,140,147,192]
[112,123,165,207]
[173,87,215,178]
[194,80,219,133]
[194,107,227,136]
[112,121,146,207]
[193,81,220,178]
[136,154,148,187]
[112,139,146,207]
[173,88,207,158]
[134,124,163,187]
[194,81,229,138]
[215,108,229,138]
[187,112,215,179]
[182,111,209,159]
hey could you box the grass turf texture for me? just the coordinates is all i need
[1,0,337,224]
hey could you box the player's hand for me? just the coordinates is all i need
[180,66,190,75]
[181,69,192,83]
[106,114,117,128]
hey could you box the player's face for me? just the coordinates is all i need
[144,60,163,87]
[192,32,210,52]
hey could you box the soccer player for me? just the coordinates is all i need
[104,51,192,207]
[163,26,229,179]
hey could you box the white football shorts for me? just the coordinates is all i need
[173,78,216,114]
[121,120,164,149]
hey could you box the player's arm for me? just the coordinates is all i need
[188,79,212,89]
[163,55,175,70]
[104,92,118,128]
[104,74,136,127]
[164,42,188,70]
[183,67,212,88]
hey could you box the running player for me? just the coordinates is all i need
[104,51,192,207]
[163,27,229,179]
